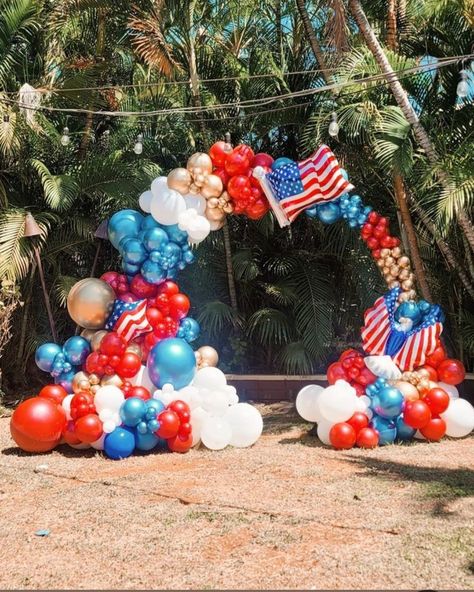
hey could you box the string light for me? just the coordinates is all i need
[456,69,469,98]
[60,126,70,146]
[328,112,339,137]
[133,133,143,155]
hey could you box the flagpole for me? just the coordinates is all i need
[252,166,291,228]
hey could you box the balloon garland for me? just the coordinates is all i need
[10,141,473,456]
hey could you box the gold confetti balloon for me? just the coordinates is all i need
[67,278,115,330]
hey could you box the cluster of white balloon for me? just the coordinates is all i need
[139,177,211,245]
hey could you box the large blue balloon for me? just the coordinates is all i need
[370,416,396,446]
[120,397,147,427]
[164,224,188,245]
[141,215,160,231]
[396,416,416,441]
[63,336,90,366]
[317,202,342,224]
[147,337,196,389]
[108,209,144,249]
[120,237,148,265]
[104,427,136,459]
[371,386,404,419]
[35,343,62,372]
[143,227,169,251]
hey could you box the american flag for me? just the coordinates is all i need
[106,299,151,342]
[361,288,443,372]
[266,145,354,222]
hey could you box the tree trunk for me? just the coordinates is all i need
[394,174,431,300]
[275,0,284,69]
[295,0,333,84]
[222,221,238,310]
[386,0,397,51]
[349,0,474,255]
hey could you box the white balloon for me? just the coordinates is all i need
[150,188,186,225]
[225,403,263,447]
[90,433,106,450]
[200,388,230,416]
[193,367,227,390]
[138,190,153,213]
[317,380,358,423]
[178,208,210,244]
[130,365,155,393]
[98,408,113,422]
[317,420,333,446]
[184,194,207,214]
[440,398,474,438]
[177,385,202,409]
[62,394,74,421]
[438,382,459,399]
[94,385,124,413]
[153,385,176,407]
[295,385,324,422]
[150,176,168,198]
[190,406,209,447]
[200,416,232,450]
[103,420,116,434]
[364,355,402,380]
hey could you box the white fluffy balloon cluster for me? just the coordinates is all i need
[139,177,211,244]
[296,379,370,445]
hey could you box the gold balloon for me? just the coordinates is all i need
[100,374,123,388]
[385,256,395,267]
[398,256,410,269]
[200,174,223,199]
[380,248,391,258]
[389,265,400,277]
[417,378,431,395]
[72,371,92,394]
[376,259,385,269]
[394,380,419,401]
[67,278,115,329]
[167,168,192,195]
[388,280,400,289]
[205,206,226,222]
[391,246,402,259]
[223,202,234,214]
[398,268,410,280]
[187,152,213,174]
[91,329,109,351]
[209,218,225,231]
[189,183,200,195]
[401,279,414,291]
[207,197,220,208]
[398,291,411,302]
[416,368,431,380]
[126,343,143,359]
[80,328,96,342]
[407,289,417,300]
[198,345,219,367]
[89,373,101,386]
[193,172,207,187]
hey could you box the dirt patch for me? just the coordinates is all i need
[0,404,473,589]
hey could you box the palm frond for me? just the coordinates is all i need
[32,159,79,211]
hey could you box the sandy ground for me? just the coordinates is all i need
[0,402,473,590]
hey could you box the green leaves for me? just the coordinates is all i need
[32,160,79,211]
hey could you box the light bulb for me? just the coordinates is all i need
[328,112,339,138]
[456,71,469,98]
[133,133,143,155]
[60,126,70,146]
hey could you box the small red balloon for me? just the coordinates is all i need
[116,352,141,379]
[167,433,193,453]
[70,392,96,420]
[423,387,450,416]
[403,400,431,429]
[424,343,447,369]
[74,414,103,443]
[339,349,359,362]
[227,175,251,199]
[11,397,66,451]
[327,362,347,384]
[167,400,191,421]
[168,293,190,320]
[100,332,127,357]
[347,412,369,434]
[157,280,180,297]
[156,410,180,439]
[126,386,151,400]
[62,420,82,446]
[130,274,158,299]
[250,153,274,168]
[436,358,465,385]
[146,307,164,327]
[329,422,357,450]
[356,427,379,449]
[355,366,377,387]
[420,417,446,442]
[209,141,232,167]
[38,384,67,405]
[417,365,438,382]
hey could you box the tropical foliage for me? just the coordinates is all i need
[0,0,473,399]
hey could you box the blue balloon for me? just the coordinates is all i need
[35,343,62,372]
[141,259,166,285]
[317,202,342,224]
[178,318,200,342]
[54,369,75,393]
[370,416,396,446]
[371,386,404,419]
[135,430,161,451]
[146,399,165,415]
[164,224,188,245]
[120,397,147,427]
[396,416,416,441]
[272,157,294,170]
[394,300,422,326]
[147,337,196,389]
[143,227,169,252]
[123,262,141,276]
[121,237,147,265]
[63,336,90,366]
[141,215,160,230]
[108,209,144,249]
[104,427,136,459]
[305,205,318,219]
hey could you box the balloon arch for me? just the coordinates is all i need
[11,141,473,457]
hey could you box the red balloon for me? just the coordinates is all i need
[146,307,164,327]
[156,410,180,439]
[74,414,103,443]
[339,349,359,362]
[224,145,254,176]
[354,366,377,387]
[436,358,465,385]
[424,343,447,369]
[329,422,356,449]
[11,397,66,451]
[116,352,141,379]
[250,153,274,168]
[85,351,103,375]
[167,433,193,453]
[70,392,96,420]
[62,420,82,446]
[356,427,379,448]
[420,417,446,441]
[227,175,251,199]
[38,384,67,405]
[100,332,127,356]
[347,412,369,434]
[209,141,232,167]
[130,274,158,299]
[168,400,191,421]
[157,280,180,297]
[417,365,438,382]
[126,386,151,401]
[246,200,269,220]
[213,167,231,187]
[120,292,138,303]
[423,387,450,416]
[403,400,431,429]
[327,362,347,384]
[168,293,190,320]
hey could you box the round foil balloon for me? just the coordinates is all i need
[147,338,196,390]
[67,278,115,329]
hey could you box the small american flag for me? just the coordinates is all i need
[361,288,443,372]
[266,145,354,222]
[106,299,151,342]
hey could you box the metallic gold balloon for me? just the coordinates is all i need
[189,183,200,194]
[393,380,419,401]
[197,345,219,368]
[398,256,410,269]
[398,292,411,302]
[417,368,431,380]
[193,172,207,187]
[407,289,417,300]
[200,174,223,199]
[417,378,431,395]
[398,268,410,280]
[380,248,391,258]
[401,279,414,291]
[388,280,400,289]
[80,328,96,342]
[67,278,115,329]
[100,374,123,388]
[385,256,395,267]
[89,373,100,385]
[126,343,143,359]
[207,197,220,208]
[91,329,109,351]
[376,259,385,269]
[72,371,92,394]
[389,265,400,277]
[209,218,225,231]
[391,246,402,259]
[223,202,234,214]
[205,206,226,222]
[187,152,213,174]
[167,168,192,195]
